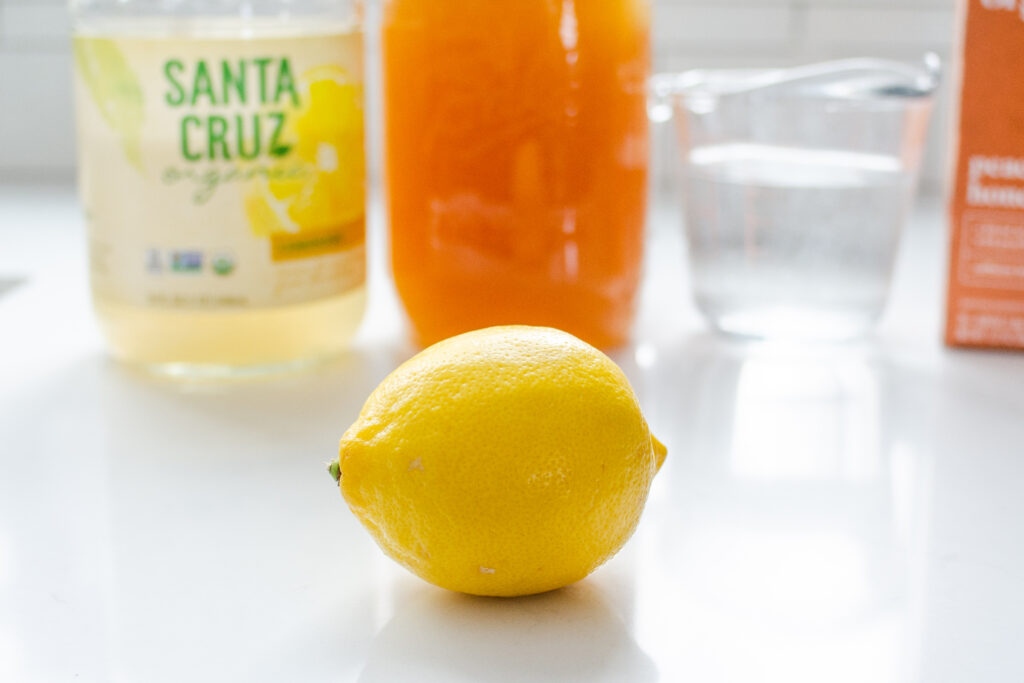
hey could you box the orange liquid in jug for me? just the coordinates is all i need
[383,0,651,349]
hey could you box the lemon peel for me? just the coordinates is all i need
[330,326,666,597]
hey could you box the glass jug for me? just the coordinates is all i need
[383,1,652,349]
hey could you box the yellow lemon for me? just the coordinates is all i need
[330,326,666,597]
[246,65,365,237]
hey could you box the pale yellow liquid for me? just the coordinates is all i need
[94,287,366,375]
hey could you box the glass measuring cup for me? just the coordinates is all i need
[651,56,941,341]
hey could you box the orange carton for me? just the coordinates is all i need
[947,0,1024,349]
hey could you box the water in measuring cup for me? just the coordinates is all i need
[683,143,915,340]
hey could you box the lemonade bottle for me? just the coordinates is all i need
[70,0,366,375]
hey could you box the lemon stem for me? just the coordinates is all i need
[328,460,341,483]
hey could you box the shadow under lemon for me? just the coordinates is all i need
[359,582,657,683]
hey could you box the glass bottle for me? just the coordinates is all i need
[70,0,366,375]
[383,0,651,349]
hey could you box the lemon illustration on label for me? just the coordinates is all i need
[73,38,145,172]
[245,65,365,261]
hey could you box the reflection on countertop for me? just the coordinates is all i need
[633,336,931,682]
[360,583,656,683]
[1,186,1023,682]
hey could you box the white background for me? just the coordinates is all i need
[0,0,957,187]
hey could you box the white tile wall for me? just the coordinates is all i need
[653,6,794,52]
[1,3,71,47]
[0,0,75,180]
[803,7,954,48]
[0,0,957,187]
[0,53,75,170]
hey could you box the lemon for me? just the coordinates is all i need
[330,326,666,597]
[246,65,365,237]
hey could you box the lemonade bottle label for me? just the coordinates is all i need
[73,30,365,309]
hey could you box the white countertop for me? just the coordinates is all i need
[1,184,1023,683]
